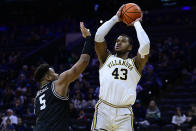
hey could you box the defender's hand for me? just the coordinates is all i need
[80,22,91,38]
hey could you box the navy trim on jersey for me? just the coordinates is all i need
[51,82,69,100]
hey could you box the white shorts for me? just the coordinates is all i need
[91,100,134,131]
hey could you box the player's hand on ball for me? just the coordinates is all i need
[80,22,91,38]
[116,4,125,22]
[127,15,143,27]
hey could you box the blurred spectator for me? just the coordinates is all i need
[176,128,182,131]
[171,107,186,129]
[2,88,15,107]
[2,118,16,131]
[192,68,196,84]
[141,64,162,98]
[85,93,96,108]
[69,103,78,119]
[87,88,96,98]
[1,109,18,126]
[25,98,35,117]
[77,110,87,121]
[133,99,149,130]
[15,117,27,131]
[186,109,196,129]
[12,99,23,117]
[192,104,196,116]
[133,99,146,122]
[0,113,3,130]
[94,86,100,99]
[146,100,161,125]
[72,94,87,110]
[136,84,143,94]
[181,67,192,83]
[192,125,196,131]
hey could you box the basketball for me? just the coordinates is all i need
[121,3,142,25]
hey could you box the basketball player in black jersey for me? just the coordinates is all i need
[33,22,93,131]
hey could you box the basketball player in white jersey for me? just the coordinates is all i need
[91,5,150,131]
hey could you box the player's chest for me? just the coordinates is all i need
[102,59,135,80]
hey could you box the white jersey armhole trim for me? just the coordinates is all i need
[99,54,112,71]
[130,58,142,78]
[52,81,69,101]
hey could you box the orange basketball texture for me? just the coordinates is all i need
[121,3,142,25]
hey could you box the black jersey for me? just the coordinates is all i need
[34,82,69,131]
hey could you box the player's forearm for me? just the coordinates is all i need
[69,36,93,81]
[95,15,119,42]
[75,36,92,70]
[134,21,150,57]
[68,54,90,82]
[82,36,93,55]
[79,54,90,66]
[71,54,90,77]
[58,36,92,83]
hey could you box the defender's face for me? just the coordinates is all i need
[115,36,131,52]
[48,68,59,81]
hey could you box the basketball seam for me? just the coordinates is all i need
[123,12,135,21]
[123,8,129,24]
[122,4,138,24]
[122,5,129,24]
[123,14,128,24]
[126,12,141,13]
[121,5,127,18]
[124,5,137,13]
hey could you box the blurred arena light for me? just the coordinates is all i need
[94,4,99,12]
[181,6,191,11]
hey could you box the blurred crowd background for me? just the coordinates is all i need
[0,0,196,131]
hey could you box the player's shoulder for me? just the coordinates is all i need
[128,56,136,60]
[104,54,114,61]
[35,83,51,97]
[51,81,69,101]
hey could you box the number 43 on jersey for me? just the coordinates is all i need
[112,68,128,80]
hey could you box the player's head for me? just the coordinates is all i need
[34,64,59,83]
[114,34,133,54]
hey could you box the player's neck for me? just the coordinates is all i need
[115,52,129,60]
[40,80,50,88]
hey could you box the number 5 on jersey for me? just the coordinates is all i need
[39,94,46,110]
[112,68,128,80]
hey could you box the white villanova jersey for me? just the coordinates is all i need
[99,55,141,106]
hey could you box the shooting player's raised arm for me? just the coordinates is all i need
[95,5,124,67]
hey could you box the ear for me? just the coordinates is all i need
[127,44,132,51]
[45,73,51,81]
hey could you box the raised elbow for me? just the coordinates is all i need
[95,28,105,42]
[146,38,150,46]
[139,43,150,55]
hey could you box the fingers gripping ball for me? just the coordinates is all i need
[121,3,142,25]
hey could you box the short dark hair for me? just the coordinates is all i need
[34,64,50,82]
[119,34,133,45]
